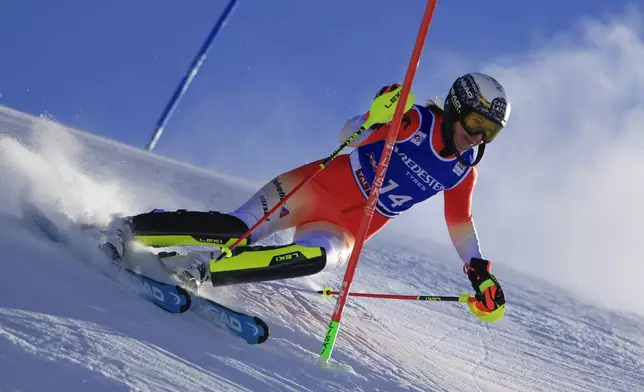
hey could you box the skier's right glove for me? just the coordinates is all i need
[464,258,506,323]
[364,84,415,129]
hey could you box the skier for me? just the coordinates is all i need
[105,72,509,323]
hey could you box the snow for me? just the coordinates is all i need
[0,106,642,391]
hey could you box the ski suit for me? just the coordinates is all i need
[228,104,482,269]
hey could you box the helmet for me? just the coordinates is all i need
[442,72,511,166]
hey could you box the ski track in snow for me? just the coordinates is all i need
[0,106,643,391]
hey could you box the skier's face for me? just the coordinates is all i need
[452,121,484,152]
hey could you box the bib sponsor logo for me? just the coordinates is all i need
[366,152,378,171]
[355,169,371,192]
[453,162,466,176]
[395,147,444,191]
[410,130,427,146]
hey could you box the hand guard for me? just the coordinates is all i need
[464,258,506,323]
[365,84,415,129]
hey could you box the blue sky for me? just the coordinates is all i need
[0,0,636,182]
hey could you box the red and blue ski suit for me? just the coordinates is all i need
[231,104,482,270]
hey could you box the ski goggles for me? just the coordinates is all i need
[460,111,503,143]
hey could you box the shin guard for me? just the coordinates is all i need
[131,209,250,248]
[209,244,326,286]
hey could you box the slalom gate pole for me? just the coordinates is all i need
[318,288,472,303]
[145,0,239,151]
[318,0,440,366]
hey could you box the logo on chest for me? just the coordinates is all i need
[410,130,427,146]
[453,161,467,176]
[355,169,371,192]
[366,152,378,171]
[395,148,444,192]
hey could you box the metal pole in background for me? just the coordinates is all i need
[145,0,239,151]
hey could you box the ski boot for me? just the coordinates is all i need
[98,216,134,262]
[158,251,212,292]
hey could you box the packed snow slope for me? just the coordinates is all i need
[0,106,642,392]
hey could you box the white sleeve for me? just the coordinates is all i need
[339,114,374,147]
[449,221,483,263]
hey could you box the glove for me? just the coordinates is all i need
[365,84,415,129]
[463,257,506,323]
[375,84,401,99]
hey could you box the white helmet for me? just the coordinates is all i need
[442,72,511,165]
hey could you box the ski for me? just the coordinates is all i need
[111,262,192,314]
[156,252,270,344]
[23,204,269,344]
[189,292,270,345]
[23,203,191,313]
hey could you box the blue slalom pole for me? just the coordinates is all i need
[145,0,239,151]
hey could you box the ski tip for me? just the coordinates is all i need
[254,316,270,344]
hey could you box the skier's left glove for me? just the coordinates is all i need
[464,258,506,323]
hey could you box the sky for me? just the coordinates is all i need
[0,0,637,180]
[2,1,644,315]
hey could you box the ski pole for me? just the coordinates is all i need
[319,288,504,324]
[216,88,415,260]
[318,287,472,303]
